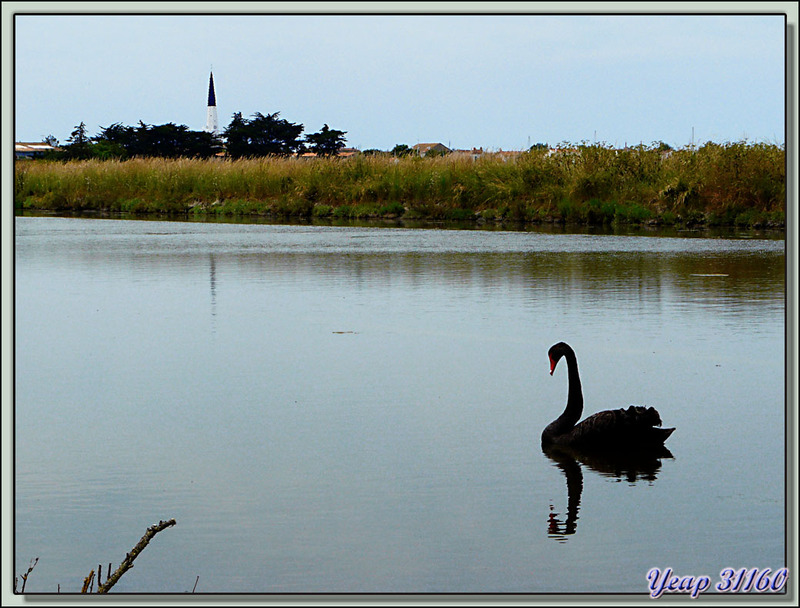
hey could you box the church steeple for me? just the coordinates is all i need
[205,70,219,136]
[207,71,217,107]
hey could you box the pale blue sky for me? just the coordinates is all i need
[10,6,790,151]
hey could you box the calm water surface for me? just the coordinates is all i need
[14,217,786,595]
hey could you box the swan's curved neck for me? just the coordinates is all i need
[559,349,583,428]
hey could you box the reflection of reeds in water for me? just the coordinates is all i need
[200,249,782,327]
[14,141,785,227]
[543,444,673,542]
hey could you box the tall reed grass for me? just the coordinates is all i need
[14,142,785,227]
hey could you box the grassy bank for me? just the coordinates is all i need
[14,142,785,228]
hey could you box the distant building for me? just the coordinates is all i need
[449,147,526,161]
[546,146,580,157]
[296,147,360,159]
[204,71,219,136]
[412,142,450,156]
[15,141,59,159]
[451,147,485,161]
[494,150,523,162]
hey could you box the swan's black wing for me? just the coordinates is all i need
[571,405,674,449]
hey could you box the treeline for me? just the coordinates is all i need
[15,141,785,228]
[48,112,347,160]
[57,121,223,160]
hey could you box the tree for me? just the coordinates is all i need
[391,144,414,157]
[179,129,223,159]
[305,124,347,157]
[62,121,94,160]
[38,134,62,159]
[423,146,447,158]
[93,123,135,159]
[222,112,248,158]
[223,112,305,158]
[92,121,222,159]
[68,121,90,146]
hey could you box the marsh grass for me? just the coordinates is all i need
[15,142,785,227]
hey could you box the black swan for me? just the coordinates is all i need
[542,342,674,451]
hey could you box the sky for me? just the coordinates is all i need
[8,4,792,152]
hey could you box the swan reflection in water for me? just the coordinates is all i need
[543,442,673,542]
[542,342,676,541]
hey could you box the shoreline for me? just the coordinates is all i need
[14,208,786,240]
[14,192,786,232]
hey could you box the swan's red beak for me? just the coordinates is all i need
[549,356,556,375]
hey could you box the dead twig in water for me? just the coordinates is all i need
[85,518,176,594]
[192,575,199,593]
[81,569,95,593]
[15,557,39,593]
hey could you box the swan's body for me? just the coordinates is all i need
[542,342,674,450]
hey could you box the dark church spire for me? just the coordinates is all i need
[205,70,219,135]
[207,71,217,107]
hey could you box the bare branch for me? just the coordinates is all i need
[96,519,176,594]
[81,569,95,593]
[16,557,39,593]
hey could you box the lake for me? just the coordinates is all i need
[13,216,787,596]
